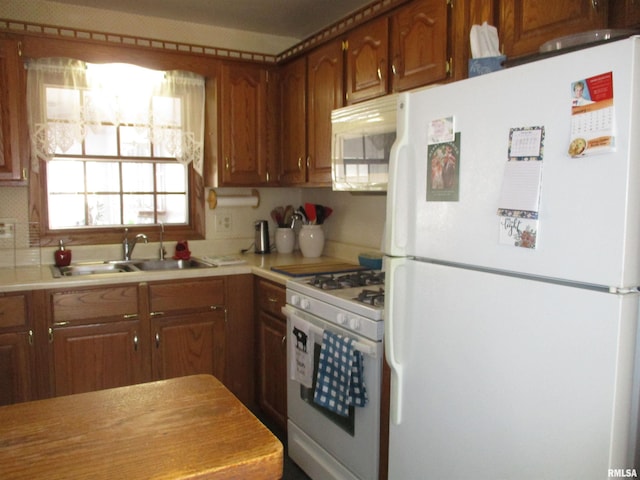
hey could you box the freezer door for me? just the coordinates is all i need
[389,37,640,288]
[385,258,639,479]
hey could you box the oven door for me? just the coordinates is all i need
[283,305,383,480]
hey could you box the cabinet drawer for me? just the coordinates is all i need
[149,278,225,313]
[258,280,286,318]
[51,286,139,325]
[0,294,27,329]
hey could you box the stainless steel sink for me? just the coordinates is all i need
[51,262,139,278]
[131,258,216,271]
[51,257,216,277]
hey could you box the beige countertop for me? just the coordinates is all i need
[0,252,355,292]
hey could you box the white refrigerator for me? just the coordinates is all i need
[384,36,640,479]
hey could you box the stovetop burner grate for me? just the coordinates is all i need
[307,270,385,290]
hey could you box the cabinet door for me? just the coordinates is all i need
[257,311,287,431]
[499,0,608,58]
[279,57,307,185]
[52,321,143,396]
[610,0,640,28]
[220,62,269,185]
[0,38,26,184]
[48,285,143,396]
[0,332,33,405]
[151,311,226,381]
[390,0,449,92]
[307,40,343,185]
[345,16,389,105]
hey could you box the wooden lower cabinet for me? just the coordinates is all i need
[52,320,144,396]
[42,274,255,405]
[152,311,226,381]
[255,278,288,431]
[0,292,35,405]
[48,284,144,396]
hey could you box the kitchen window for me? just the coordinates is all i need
[26,58,205,242]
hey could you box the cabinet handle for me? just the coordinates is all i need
[28,330,34,346]
[155,332,160,348]
[591,0,599,11]
[133,334,139,351]
[211,305,228,322]
[52,321,69,327]
[150,311,164,317]
[377,67,382,81]
[123,313,138,320]
[267,296,278,303]
[17,41,22,57]
[306,156,310,169]
[281,335,286,347]
[48,327,54,343]
[297,157,303,171]
[391,63,397,76]
[225,157,230,170]
[266,171,270,183]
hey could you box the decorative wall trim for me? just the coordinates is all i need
[0,18,278,64]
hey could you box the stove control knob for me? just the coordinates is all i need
[290,295,300,306]
[337,313,347,325]
[349,317,361,330]
[300,298,311,310]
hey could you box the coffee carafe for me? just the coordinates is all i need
[254,220,270,254]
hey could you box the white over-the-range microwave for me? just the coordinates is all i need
[331,93,398,192]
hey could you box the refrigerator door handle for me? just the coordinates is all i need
[384,93,410,257]
[384,256,407,425]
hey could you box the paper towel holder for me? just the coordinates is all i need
[207,188,260,209]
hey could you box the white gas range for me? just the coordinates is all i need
[282,269,385,480]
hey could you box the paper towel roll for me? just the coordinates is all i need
[207,189,260,209]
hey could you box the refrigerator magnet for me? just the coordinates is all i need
[426,132,460,202]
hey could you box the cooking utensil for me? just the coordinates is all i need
[298,206,308,223]
[304,203,317,224]
[315,204,325,224]
[283,205,294,227]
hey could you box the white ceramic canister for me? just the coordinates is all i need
[275,227,295,254]
[298,224,325,258]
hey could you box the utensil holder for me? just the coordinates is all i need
[275,228,295,254]
[298,225,325,258]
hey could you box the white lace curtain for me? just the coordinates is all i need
[26,58,205,175]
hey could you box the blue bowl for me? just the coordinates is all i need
[358,253,383,270]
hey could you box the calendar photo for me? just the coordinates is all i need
[568,72,615,157]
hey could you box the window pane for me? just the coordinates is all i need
[48,160,84,193]
[159,194,187,224]
[86,162,120,192]
[120,126,151,157]
[85,125,118,156]
[49,194,86,228]
[123,194,155,224]
[88,194,121,225]
[157,163,186,192]
[122,163,154,192]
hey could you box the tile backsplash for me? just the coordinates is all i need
[0,185,386,266]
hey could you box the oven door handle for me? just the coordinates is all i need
[282,305,379,359]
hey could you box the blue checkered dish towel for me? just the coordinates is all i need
[313,330,368,417]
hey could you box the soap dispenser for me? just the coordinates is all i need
[54,240,72,267]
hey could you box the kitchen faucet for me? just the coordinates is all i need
[159,222,166,260]
[122,228,148,261]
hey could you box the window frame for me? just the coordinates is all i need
[23,35,213,247]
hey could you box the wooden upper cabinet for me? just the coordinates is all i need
[345,16,389,105]
[219,62,274,186]
[0,38,27,184]
[390,0,449,92]
[610,0,640,28]
[307,39,343,185]
[499,0,608,59]
[279,57,307,185]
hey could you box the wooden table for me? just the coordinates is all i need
[0,375,283,479]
